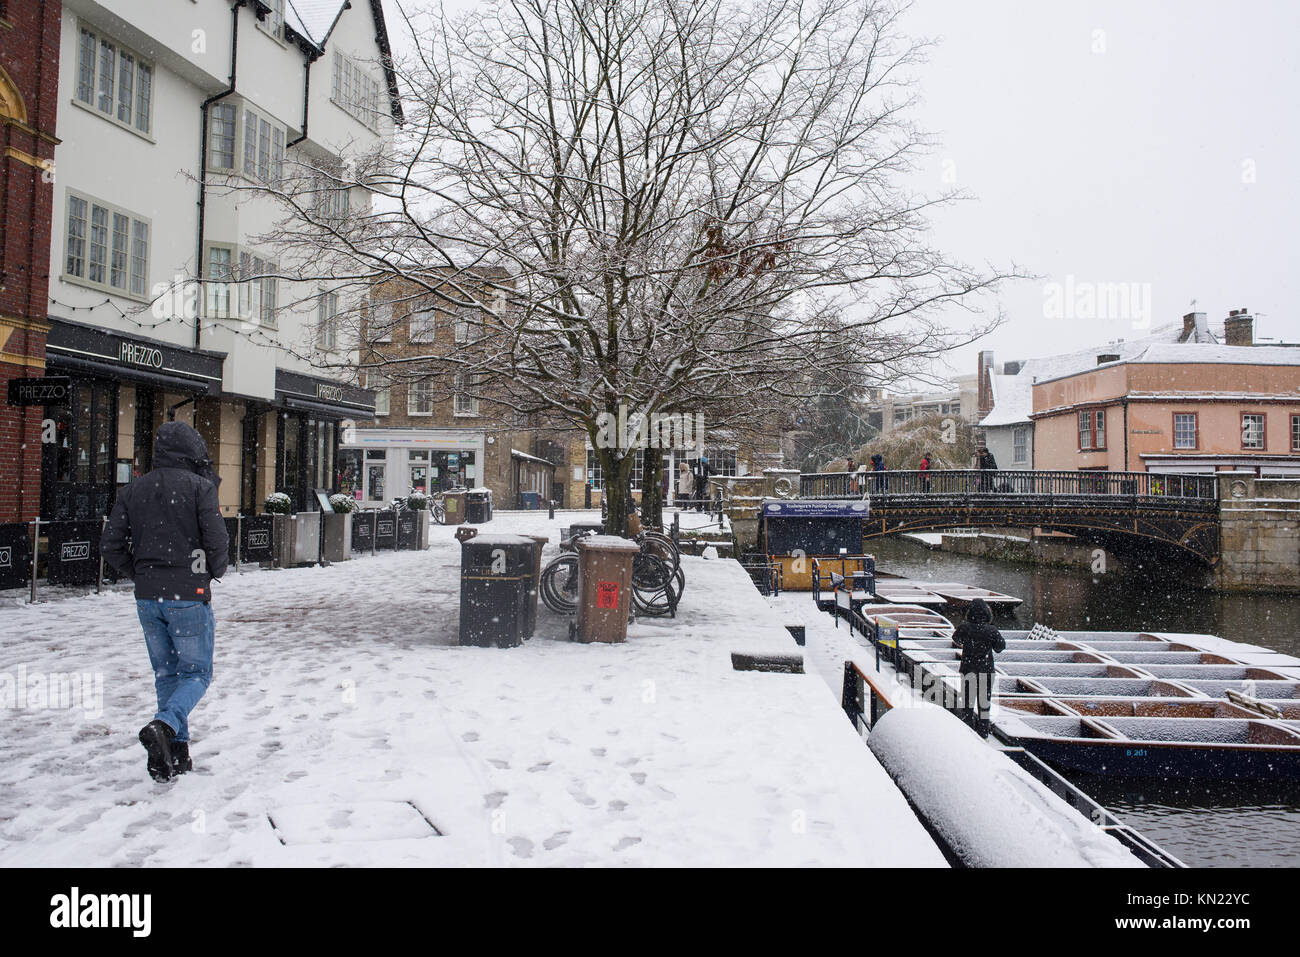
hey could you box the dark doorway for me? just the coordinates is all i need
[42,378,118,520]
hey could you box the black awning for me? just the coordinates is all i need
[276,367,375,419]
[45,317,225,395]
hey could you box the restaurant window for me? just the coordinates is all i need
[1174,413,1198,450]
[1241,413,1265,450]
[43,378,118,520]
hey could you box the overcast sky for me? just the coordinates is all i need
[381,0,1300,386]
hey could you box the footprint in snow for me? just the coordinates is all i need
[527,761,551,773]
[543,831,571,851]
[630,772,647,785]
[488,759,510,769]
[568,786,597,807]
[607,800,628,813]
[590,747,606,758]
[508,837,534,858]
[461,731,480,743]
[613,836,641,851]
[484,791,508,809]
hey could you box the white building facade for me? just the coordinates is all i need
[42,0,398,518]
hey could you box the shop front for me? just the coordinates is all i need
[273,369,376,513]
[340,428,484,506]
[40,318,225,520]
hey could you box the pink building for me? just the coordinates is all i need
[1030,312,1300,475]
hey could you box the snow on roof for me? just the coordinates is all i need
[510,448,555,466]
[979,323,1299,427]
[979,373,1031,427]
[285,0,346,46]
[1127,342,1300,366]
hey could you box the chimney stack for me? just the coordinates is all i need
[978,351,995,416]
[1224,308,1254,347]
[1181,311,1208,342]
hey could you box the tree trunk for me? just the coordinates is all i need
[597,446,634,538]
[640,447,664,531]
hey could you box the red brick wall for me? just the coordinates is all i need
[0,0,61,521]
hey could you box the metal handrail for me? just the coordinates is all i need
[800,468,1218,502]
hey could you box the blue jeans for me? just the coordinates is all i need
[136,600,215,743]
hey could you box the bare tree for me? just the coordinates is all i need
[263,0,1012,534]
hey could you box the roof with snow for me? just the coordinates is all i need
[978,322,1299,429]
[284,0,404,124]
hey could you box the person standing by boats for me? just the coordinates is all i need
[953,598,1004,738]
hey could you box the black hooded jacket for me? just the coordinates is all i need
[952,599,1005,674]
[100,422,229,602]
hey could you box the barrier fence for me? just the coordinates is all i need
[801,468,1219,502]
[0,507,430,600]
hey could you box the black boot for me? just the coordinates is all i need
[138,720,175,782]
[171,741,193,775]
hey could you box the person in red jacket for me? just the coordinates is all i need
[918,452,932,492]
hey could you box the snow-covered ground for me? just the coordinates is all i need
[0,509,944,867]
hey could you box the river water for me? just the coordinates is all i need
[866,536,1300,868]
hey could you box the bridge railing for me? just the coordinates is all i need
[800,469,1218,502]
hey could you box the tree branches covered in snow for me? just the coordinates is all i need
[264,0,1012,532]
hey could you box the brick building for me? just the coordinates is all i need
[0,0,61,522]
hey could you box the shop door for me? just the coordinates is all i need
[42,379,118,520]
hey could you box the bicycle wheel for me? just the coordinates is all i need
[433,503,447,525]
[631,553,675,617]
[540,554,581,615]
[639,532,680,572]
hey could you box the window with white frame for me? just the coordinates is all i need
[242,107,284,185]
[454,373,479,416]
[706,447,738,476]
[454,314,470,344]
[408,379,435,416]
[208,103,237,170]
[368,370,390,416]
[65,192,150,298]
[238,252,277,327]
[317,292,339,349]
[1292,414,1300,453]
[75,25,153,135]
[585,449,644,489]
[205,245,235,316]
[1013,426,1028,463]
[332,51,382,130]
[257,0,286,40]
[409,307,436,343]
[1242,413,1265,450]
[1174,413,1198,450]
[369,299,393,342]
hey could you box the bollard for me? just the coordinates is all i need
[96,515,106,594]
[548,499,556,520]
[236,514,244,573]
[671,511,680,547]
[29,517,40,604]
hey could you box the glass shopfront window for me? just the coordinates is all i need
[42,377,118,520]
[276,412,341,511]
[409,449,430,493]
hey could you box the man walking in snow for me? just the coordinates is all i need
[101,421,229,782]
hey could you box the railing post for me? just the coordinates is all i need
[29,517,40,604]
[96,515,106,594]
[236,513,244,574]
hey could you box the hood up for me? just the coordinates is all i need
[967,598,993,624]
[152,421,221,486]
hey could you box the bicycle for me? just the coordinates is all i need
[539,526,685,619]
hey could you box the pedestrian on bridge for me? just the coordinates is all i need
[919,452,932,492]
[870,453,885,494]
[977,445,998,492]
[953,598,1004,738]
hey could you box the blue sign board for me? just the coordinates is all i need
[762,499,870,518]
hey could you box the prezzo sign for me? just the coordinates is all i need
[7,376,71,407]
[60,540,92,562]
[0,546,10,568]
[247,529,270,549]
[118,341,165,369]
[317,384,344,402]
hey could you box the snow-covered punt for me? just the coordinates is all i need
[897,630,1300,781]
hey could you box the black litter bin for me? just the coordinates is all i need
[459,534,534,647]
[465,489,493,524]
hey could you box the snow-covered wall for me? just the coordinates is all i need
[867,705,1144,868]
